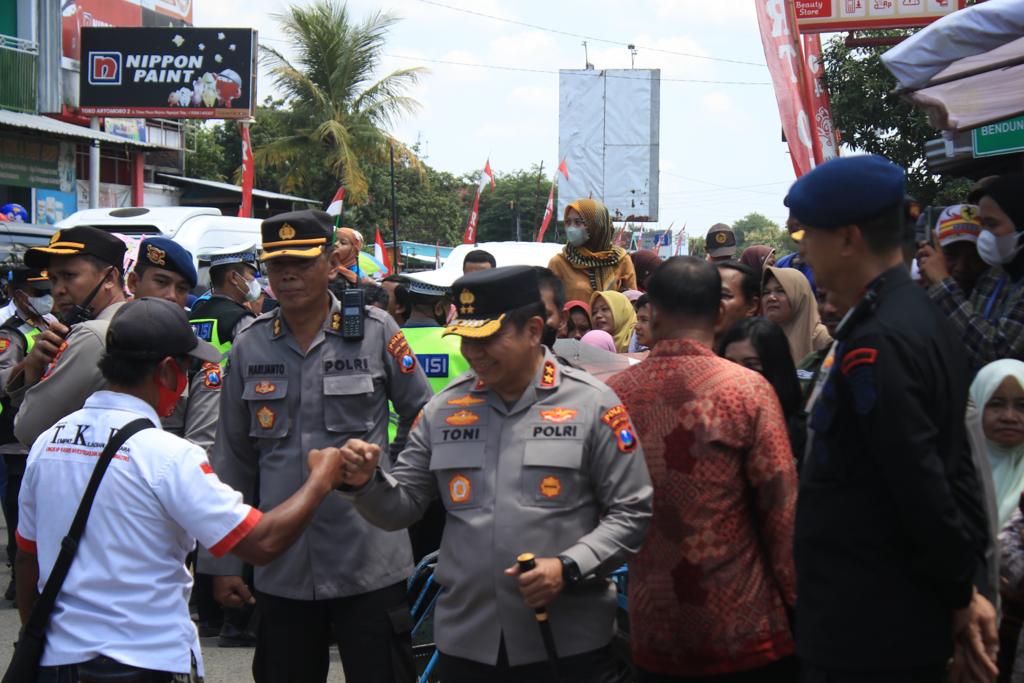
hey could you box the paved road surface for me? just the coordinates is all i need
[0,522,346,682]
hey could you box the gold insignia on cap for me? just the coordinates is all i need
[49,231,61,245]
[715,232,728,244]
[146,244,167,266]
[279,224,296,240]
[459,289,476,314]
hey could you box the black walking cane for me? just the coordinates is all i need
[517,552,562,682]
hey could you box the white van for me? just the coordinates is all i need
[56,207,262,267]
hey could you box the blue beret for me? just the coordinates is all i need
[136,237,197,289]
[784,155,906,229]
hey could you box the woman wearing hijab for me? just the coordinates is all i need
[740,245,776,283]
[919,174,1024,374]
[580,329,618,353]
[548,199,637,301]
[971,360,1024,681]
[761,266,831,363]
[562,299,592,340]
[630,249,662,291]
[590,290,637,353]
[330,227,370,286]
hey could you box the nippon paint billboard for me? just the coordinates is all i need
[78,26,256,119]
[558,69,660,222]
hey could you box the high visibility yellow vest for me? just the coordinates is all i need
[388,326,470,442]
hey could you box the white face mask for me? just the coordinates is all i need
[977,230,1024,267]
[566,226,590,247]
[26,293,53,317]
[236,274,262,302]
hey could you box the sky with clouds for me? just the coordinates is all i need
[196,0,801,236]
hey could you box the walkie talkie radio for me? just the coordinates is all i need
[341,287,365,341]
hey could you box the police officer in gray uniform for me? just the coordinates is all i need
[200,210,432,683]
[338,265,653,682]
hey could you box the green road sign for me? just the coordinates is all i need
[973,116,1024,158]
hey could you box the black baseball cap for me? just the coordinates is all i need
[260,210,334,260]
[5,266,50,292]
[25,227,127,272]
[705,224,737,258]
[106,297,221,363]
[444,265,541,338]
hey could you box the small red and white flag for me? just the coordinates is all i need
[326,187,345,218]
[463,159,496,244]
[557,157,569,181]
[535,158,569,242]
[675,222,687,256]
[482,159,496,190]
[374,227,392,275]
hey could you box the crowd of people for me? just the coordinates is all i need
[0,153,1022,683]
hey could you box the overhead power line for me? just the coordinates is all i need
[415,0,768,68]
[384,53,771,85]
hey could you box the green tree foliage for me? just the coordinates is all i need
[474,166,557,243]
[822,31,970,206]
[732,212,798,257]
[257,1,426,203]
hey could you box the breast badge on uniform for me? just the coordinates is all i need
[445,409,480,426]
[539,475,562,499]
[202,363,222,390]
[0,339,9,354]
[540,407,576,423]
[272,318,282,336]
[387,331,418,374]
[331,312,341,331]
[254,380,276,395]
[449,474,471,503]
[448,394,485,407]
[601,404,638,453]
[540,360,557,388]
[256,405,276,429]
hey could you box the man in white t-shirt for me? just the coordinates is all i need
[14,297,349,681]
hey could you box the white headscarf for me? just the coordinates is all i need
[970,359,1024,528]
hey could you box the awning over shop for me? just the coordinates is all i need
[0,109,171,149]
[882,0,1024,132]
[157,174,319,205]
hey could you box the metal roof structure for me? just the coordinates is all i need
[156,174,319,205]
[0,109,171,148]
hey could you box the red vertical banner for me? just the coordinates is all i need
[463,189,483,245]
[802,34,839,164]
[756,0,815,177]
[238,122,254,218]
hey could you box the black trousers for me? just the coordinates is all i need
[3,453,26,566]
[37,655,197,682]
[638,657,798,683]
[252,581,414,683]
[799,661,946,683]
[437,641,620,683]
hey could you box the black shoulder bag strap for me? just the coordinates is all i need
[3,417,154,683]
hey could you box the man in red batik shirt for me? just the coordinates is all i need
[607,256,799,683]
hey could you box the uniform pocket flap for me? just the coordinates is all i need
[324,373,374,396]
[429,446,485,471]
[242,379,288,400]
[523,441,583,469]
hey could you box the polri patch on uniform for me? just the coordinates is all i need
[540,360,557,388]
[540,407,577,423]
[449,474,471,503]
[539,475,562,498]
[386,331,417,374]
[254,380,276,395]
[842,347,879,415]
[202,363,222,390]
[256,405,275,429]
[0,339,9,354]
[601,404,637,453]
[445,409,480,427]
[448,394,485,407]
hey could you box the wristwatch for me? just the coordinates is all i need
[558,555,582,586]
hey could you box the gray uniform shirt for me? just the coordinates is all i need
[343,348,653,666]
[200,295,432,599]
[8,302,126,447]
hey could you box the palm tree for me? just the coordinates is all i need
[258,1,426,203]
